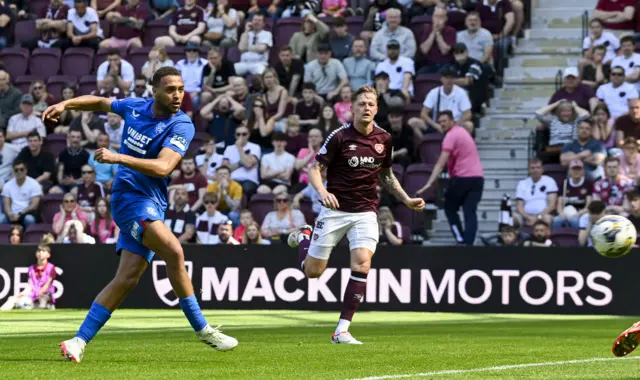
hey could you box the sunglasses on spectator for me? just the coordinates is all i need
[64,199,76,204]
[204,200,217,205]
[275,198,288,203]
[611,72,624,77]
[236,132,248,137]
[82,170,94,174]
[33,86,43,90]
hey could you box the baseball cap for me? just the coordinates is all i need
[569,160,584,169]
[185,41,200,50]
[452,43,467,53]
[375,71,389,79]
[440,66,458,77]
[387,39,400,49]
[563,67,579,78]
[21,94,33,104]
[317,43,331,52]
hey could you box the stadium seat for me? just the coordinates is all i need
[40,193,64,224]
[14,20,38,44]
[417,134,443,166]
[542,163,567,189]
[550,227,579,246]
[400,224,411,244]
[29,48,61,78]
[78,75,98,95]
[142,19,170,47]
[274,18,303,50]
[193,113,209,133]
[448,11,467,31]
[43,133,68,158]
[0,224,12,244]
[127,47,152,74]
[298,198,315,226]
[405,103,423,120]
[410,15,431,41]
[165,46,186,65]
[100,19,111,39]
[61,47,95,77]
[413,74,441,103]
[346,16,364,37]
[47,76,78,98]
[15,75,44,94]
[93,47,127,74]
[188,132,210,157]
[28,0,48,14]
[391,163,405,184]
[0,47,29,79]
[404,163,436,203]
[24,224,53,244]
[249,193,275,225]
[226,47,241,63]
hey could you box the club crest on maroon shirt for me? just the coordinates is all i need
[374,144,384,154]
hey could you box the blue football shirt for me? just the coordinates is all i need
[109,98,194,210]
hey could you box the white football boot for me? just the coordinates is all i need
[331,331,363,344]
[60,337,86,362]
[197,325,238,351]
[288,224,313,248]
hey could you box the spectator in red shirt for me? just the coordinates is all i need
[548,67,594,110]
[233,209,254,241]
[155,0,206,47]
[417,7,456,74]
[594,0,636,30]
[23,0,70,51]
[593,156,635,214]
[169,156,208,212]
[475,0,517,53]
[99,0,147,50]
[52,193,89,237]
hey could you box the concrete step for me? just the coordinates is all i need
[533,7,591,18]
[516,39,581,52]
[479,148,528,162]
[515,45,582,55]
[494,86,557,99]
[475,128,534,141]
[528,28,583,40]
[433,219,501,234]
[482,178,522,192]
[479,117,536,129]
[490,98,550,112]
[531,16,583,29]
[475,157,529,169]
[508,54,579,68]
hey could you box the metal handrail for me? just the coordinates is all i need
[554,69,563,91]
[581,10,589,46]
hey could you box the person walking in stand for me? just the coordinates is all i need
[417,110,484,245]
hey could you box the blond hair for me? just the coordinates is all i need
[353,85,379,102]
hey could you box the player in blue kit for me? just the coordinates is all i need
[42,67,238,362]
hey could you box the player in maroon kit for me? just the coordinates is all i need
[288,85,425,344]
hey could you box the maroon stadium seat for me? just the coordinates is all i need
[448,11,467,31]
[542,163,566,189]
[0,47,29,79]
[43,133,68,158]
[93,47,127,74]
[100,19,111,39]
[188,132,209,157]
[391,163,404,184]
[165,46,186,65]
[298,198,315,226]
[78,75,97,95]
[413,74,441,103]
[61,47,94,77]
[15,75,44,94]
[274,18,303,50]
[143,19,170,47]
[249,193,275,225]
[29,0,49,14]
[226,47,241,63]
[395,163,436,233]
[47,76,78,99]
[40,193,65,224]
[400,224,411,244]
[417,134,443,166]
[550,227,579,246]
[410,15,431,41]
[193,113,209,133]
[29,48,61,78]
[127,47,152,74]
[24,224,53,244]
[346,16,364,37]
[405,103,423,120]
[0,224,12,244]
[14,20,38,44]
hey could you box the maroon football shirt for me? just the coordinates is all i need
[173,6,205,36]
[315,123,393,213]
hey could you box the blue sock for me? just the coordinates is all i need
[179,295,208,332]
[75,302,112,343]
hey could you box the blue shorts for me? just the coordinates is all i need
[111,193,165,263]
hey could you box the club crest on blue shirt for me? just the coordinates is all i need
[147,207,158,217]
[155,122,166,134]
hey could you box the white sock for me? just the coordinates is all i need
[335,319,351,334]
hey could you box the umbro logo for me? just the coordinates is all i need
[132,110,140,118]
[348,144,357,151]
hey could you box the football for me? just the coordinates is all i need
[590,215,637,258]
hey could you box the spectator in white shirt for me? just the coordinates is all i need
[514,158,558,227]
[375,39,415,101]
[235,14,273,76]
[261,192,306,241]
[96,49,135,94]
[582,18,619,67]
[593,66,640,120]
[369,8,416,62]
[0,129,20,185]
[196,136,224,183]
[408,66,473,138]
[66,0,104,50]
[175,41,208,108]
[6,95,46,150]
[611,36,640,85]
[212,220,240,245]
[222,125,261,197]
[141,46,175,83]
[195,193,230,244]
[0,160,42,228]
[258,132,296,195]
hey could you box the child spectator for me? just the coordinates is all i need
[377,206,404,246]
[591,103,616,154]
[90,197,118,243]
[294,127,324,192]
[8,225,23,244]
[0,245,57,310]
[318,0,348,17]
[233,209,254,242]
[295,83,322,131]
[284,116,307,156]
[316,104,341,134]
[258,133,296,195]
[195,193,229,244]
[243,221,272,244]
[578,200,607,247]
[334,86,353,125]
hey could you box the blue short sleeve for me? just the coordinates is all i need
[589,140,606,155]
[561,142,575,153]
[110,98,135,118]
[163,120,194,157]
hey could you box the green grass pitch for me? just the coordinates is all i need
[1,310,639,379]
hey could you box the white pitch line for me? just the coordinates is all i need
[350,356,640,380]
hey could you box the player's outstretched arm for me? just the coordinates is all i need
[379,167,425,211]
[95,147,182,178]
[42,96,113,124]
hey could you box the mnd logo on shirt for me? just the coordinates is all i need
[124,126,153,155]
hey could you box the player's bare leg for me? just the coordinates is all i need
[332,248,372,345]
[612,321,640,356]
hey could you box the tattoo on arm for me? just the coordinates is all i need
[312,161,327,171]
[379,167,409,201]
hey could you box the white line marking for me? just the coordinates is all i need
[349,356,640,380]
